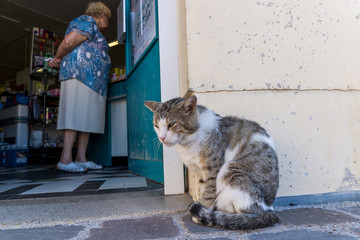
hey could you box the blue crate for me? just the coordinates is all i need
[4,148,28,167]
[0,149,5,167]
[16,93,29,105]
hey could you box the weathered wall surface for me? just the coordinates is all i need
[184,0,360,197]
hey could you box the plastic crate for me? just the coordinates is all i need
[0,149,5,167]
[4,148,28,167]
[15,93,29,105]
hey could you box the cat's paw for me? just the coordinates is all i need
[192,216,201,224]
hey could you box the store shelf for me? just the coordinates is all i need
[30,68,59,81]
[28,147,63,165]
[28,68,61,164]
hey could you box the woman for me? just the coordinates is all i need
[49,2,111,172]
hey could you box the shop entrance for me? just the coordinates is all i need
[89,0,163,184]
[0,1,166,196]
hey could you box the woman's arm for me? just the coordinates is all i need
[49,31,88,68]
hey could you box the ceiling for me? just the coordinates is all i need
[0,0,123,85]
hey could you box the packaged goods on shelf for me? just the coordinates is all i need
[34,55,44,68]
[47,88,60,96]
[110,67,126,83]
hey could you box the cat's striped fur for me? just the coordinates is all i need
[145,95,279,230]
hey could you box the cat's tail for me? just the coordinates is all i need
[189,202,279,230]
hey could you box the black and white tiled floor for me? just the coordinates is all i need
[0,165,163,200]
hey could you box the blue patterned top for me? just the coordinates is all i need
[59,15,111,97]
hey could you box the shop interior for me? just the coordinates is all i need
[0,0,162,199]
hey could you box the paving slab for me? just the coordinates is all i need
[249,230,358,240]
[341,207,360,216]
[85,216,179,240]
[0,225,84,240]
[0,191,192,228]
[350,228,360,235]
[202,238,232,240]
[277,208,359,226]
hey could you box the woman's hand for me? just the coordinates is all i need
[49,32,88,69]
[48,57,61,68]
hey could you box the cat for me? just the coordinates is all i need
[145,95,279,230]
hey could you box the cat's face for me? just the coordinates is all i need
[145,96,199,147]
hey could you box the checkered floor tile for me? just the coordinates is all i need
[0,165,163,200]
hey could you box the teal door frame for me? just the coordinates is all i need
[125,0,164,183]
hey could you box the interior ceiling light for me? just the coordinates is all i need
[108,40,119,47]
[0,14,20,24]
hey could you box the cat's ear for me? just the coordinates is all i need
[183,95,197,114]
[144,101,161,112]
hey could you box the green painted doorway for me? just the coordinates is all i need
[125,0,163,183]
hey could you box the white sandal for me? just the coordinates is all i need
[75,161,103,170]
[57,162,87,172]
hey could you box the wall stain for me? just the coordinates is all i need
[337,168,360,191]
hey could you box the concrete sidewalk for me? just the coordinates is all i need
[0,190,360,240]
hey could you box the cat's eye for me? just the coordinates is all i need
[154,124,159,129]
[168,122,176,128]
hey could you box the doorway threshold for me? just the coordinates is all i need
[0,165,163,200]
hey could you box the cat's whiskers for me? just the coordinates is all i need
[151,137,162,153]
[155,139,162,153]
[141,107,156,122]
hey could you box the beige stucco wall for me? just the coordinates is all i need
[183,0,360,197]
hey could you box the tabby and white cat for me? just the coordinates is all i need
[145,95,279,230]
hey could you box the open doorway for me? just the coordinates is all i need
[0,0,165,200]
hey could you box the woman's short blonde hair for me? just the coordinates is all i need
[85,2,111,19]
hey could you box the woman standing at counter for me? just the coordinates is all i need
[49,2,111,172]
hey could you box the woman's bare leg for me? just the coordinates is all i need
[59,129,77,164]
[76,132,89,162]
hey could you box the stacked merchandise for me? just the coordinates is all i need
[0,28,61,168]
[110,67,126,83]
[27,27,63,164]
[31,27,60,73]
[0,105,28,167]
[0,87,29,110]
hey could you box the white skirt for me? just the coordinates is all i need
[57,79,106,133]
